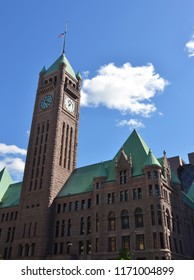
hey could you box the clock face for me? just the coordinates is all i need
[40,95,53,110]
[65,96,75,113]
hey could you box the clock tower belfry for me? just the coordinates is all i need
[12,54,81,259]
[23,54,81,205]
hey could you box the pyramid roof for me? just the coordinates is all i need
[143,149,162,168]
[0,167,13,202]
[45,54,77,80]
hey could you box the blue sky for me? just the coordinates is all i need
[0,0,194,181]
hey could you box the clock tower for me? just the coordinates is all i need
[13,53,81,258]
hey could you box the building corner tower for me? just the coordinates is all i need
[12,53,81,259]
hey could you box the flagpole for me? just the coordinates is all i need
[62,22,68,54]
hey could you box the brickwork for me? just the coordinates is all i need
[0,54,194,260]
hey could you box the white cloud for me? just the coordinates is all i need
[0,143,27,156]
[185,34,194,57]
[116,119,145,130]
[0,143,26,182]
[81,62,168,117]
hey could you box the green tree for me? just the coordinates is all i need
[118,248,132,260]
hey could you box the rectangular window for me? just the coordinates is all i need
[133,188,142,199]
[108,193,115,204]
[120,191,124,202]
[63,203,67,212]
[108,237,116,252]
[151,205,155,225]
[68,202,72,211]
[57,204,61,213]
[53,243,58,255]
[75,201,79,211]
[81,200,85,210]
[122,236,130,249]
[120,190,128,201]
[153,232,157,249]
[147,172,151,179]
[119,170,127,184]
[153,171,158,179]
[149,185,153,196]
[96,238,99,252]
[136,234,145,250]
[107,193,111,204]
[96,194,99,205]
[87,199,92,209]
[79,241,84,255]
[157,205,162,225]
[160,232,165,249]
[86,240,92,255]
[155,184,160,196]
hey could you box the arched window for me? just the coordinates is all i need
[108,212,116,231]
[134,208,144,228]
[121,210,129,229]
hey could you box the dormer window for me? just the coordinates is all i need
[119,170,127,184]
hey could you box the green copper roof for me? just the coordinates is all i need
[0,182,22,208]
[182,191,194,209]
[57,160,113,197]
[58,129,152,197]
[171,170,181,185]
[115,129,150,176]
[188,182,194,201]
[94,162,108,178]
[76,71,82,80]
[45,54,77,79]
[0,167,13,202]
[143,149,162,168]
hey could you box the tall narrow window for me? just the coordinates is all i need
[68,127,73,170]
[55,221,59,238]
[80,217,84,235]
[122,236,130,249]
[96,213,99,232]
[87,216,91,234]
[150,205,155,225]
[67,219,71,236]
[108,237,116,252]
[133,188,142,200]
[59,122,65,166]
[160,232,165,249]
[61,220,65,237]
[119,170,127,184]
[136,234,145,250]
[79,241,84,255]
[134,208,144,228]
[121,210,129,229]
[166,209,171,230]
[157,205,162,225]
[86,240,92,255]
[64,124,69,168]
[108,212,116,231]
[153,232,157,248]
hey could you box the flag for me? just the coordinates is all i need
[58,33,64,38]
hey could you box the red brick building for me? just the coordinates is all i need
[0,53,194,260]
